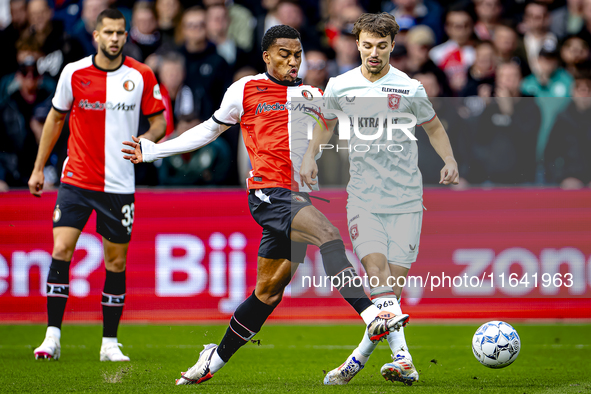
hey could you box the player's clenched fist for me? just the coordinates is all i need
[28,170,45,197]
[121,135,144,164]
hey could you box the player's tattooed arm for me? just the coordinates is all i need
[28,108,67,196]
[422,116,459,185]
[300,118,338,189]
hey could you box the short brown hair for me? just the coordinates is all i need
[352,13,400,42]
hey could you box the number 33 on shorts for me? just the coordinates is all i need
[121,203,135,235]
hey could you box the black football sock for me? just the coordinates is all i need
[46,258,71,329]
[320,239,373,314]
[216,291,276,362]
[102,270,126,338]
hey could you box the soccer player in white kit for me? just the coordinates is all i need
[301,13,459,385]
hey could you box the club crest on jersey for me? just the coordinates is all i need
[53,205,61,223]
[350,224,359,240]
[388,94,401,110]
[123,80,135,91]
[302,90,313,100]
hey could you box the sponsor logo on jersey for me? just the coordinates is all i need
[123,80,135,91]
[153,84,162,100]
[302,90,313,100]
[255,102,288,115]
[348,214,359,225]
[388,94,401,110]
[350,224,359,240]
[382,87,409,94]
[78,100,136,111]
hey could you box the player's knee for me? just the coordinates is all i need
[52,241,75,262]
[319,223,341,244]
[105,256,126,272]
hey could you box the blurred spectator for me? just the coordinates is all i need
[275,0,320,52]
[574,0,591,43]
[545,67,591,188]
[0,51,56,188]
[473,0,502,40]
[303,49,329,89]
[323,0,364,48]
[522,41,573,182]
[130,2,162,61]
[158,116,232,185]
[0,0,28,78]
[179,6,231,119]
[551,0,585,39]
[157,51,196,127]
[492,21,531,77]
[461,40,496,97]
[204,0,255,52]
[389,43,408,73]
[560,35,590,75]
[20,0,84,78]
[385,0,444,44]
[415,71,467,184]
[522,2,557,77]
[430,6,476,94]
[405,25,452,96]
[465,62,541,184]
[70,0,108,56]
[334,29,360,74]
[206,4,252,72]
[155,0,182,45]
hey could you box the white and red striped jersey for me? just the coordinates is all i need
[212,72,324,192]
[52,55,165,193]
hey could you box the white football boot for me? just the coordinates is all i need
[367,311,410,342]
[380,350,419,386]
[100,342,130,362]
[324,353,365,385]
[34,336,60,360]
[175,344,217,385]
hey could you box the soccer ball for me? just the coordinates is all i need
[472,321,520,368]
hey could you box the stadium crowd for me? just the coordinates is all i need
[1,0,591,190]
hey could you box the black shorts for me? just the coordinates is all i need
[248,188,312,263]
[52,183,135,244]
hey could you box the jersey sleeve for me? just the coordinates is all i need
[141,68,166,117]
[52,64,74,112]
[212,79,245,126]
[322,78,341,120]
[412,83,437,126]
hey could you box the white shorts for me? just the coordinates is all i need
[347,205,423,269]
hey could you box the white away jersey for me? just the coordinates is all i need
[324,66,436,213]
[53,55,165,193]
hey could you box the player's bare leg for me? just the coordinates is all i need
[100,238,130,361]
[177,257,295,385]
[34,227,81,360]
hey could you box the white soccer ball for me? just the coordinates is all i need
[472,321,520,368]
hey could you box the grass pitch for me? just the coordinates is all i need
[0,323,589,393]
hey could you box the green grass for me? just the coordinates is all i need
[1,323,590,393]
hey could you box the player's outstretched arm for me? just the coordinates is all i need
[28,108,67,196]
[422,115,459,185]
[300,118,337,189]
[122,117,230,164]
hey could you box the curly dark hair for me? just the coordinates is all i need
[261,25,301,52]
[352,13,400,42]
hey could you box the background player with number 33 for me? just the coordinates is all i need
[28,9,166,362]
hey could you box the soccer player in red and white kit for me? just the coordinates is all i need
[28,9,166,362]
[122,25,409,385]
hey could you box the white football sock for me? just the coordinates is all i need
[102,337,118,346]
[210,349,226,374]
[359,304,380,325]
[376,295,409,354]
[356,327,378,358]
[351,347,370,365]
[46,326,61,340]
